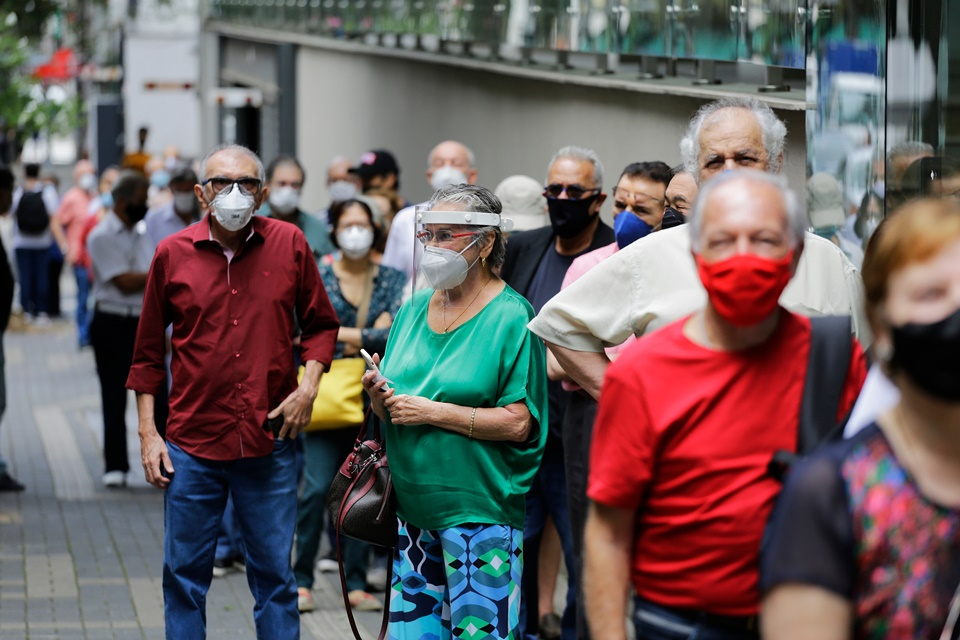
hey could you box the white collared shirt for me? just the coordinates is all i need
[529,225,872,351]
[88,211,156,308]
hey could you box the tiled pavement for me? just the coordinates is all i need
[0,317,385,639]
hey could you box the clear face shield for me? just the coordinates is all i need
[412,205,513,301]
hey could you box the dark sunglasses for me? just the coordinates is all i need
[202,176,262,195]
[543,183,601,200]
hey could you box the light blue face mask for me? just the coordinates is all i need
[151,170,171,189]
[101,192,114,209]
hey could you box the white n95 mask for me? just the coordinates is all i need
[337,226,375,259]
[430,166,469,192]
[328,180,359,202]
[211,184,256,231]
[269,186,300,215]
[419,237,479,290]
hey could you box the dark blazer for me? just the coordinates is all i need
[501,221,615,298]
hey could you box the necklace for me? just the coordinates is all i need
[441,278,491,333]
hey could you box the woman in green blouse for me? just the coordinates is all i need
[361,183,548,639]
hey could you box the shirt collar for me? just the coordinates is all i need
[192,213,264,248]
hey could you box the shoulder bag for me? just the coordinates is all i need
[302,265,377,432]
[326,407,396,640]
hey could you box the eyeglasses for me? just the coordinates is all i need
[416,229,477,245]
[202,176,262,195]
[543,184,600,200]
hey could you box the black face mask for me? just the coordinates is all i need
[125,202,149,224]
[660,206,685,230]
[547,194,599,239]
[890,306,960,402]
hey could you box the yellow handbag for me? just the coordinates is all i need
[301,264,377,432]
[299,358,366,431]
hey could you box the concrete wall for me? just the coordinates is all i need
[123,36,202,159]
[295,47,807,217]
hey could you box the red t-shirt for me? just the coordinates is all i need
[587,311,866,616]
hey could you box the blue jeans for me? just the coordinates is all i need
[74,265,91,345]
[214,496,245,563]
[633,599,759,640]
[163,440,299,640]
[520,447,577,640]
[15,247,49,316]
[293,428,370,592]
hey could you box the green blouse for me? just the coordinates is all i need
[379,285,548,531]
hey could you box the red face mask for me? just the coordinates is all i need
[695,251,794,327]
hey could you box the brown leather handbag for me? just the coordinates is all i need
[326,408,397,639]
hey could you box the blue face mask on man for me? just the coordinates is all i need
[613,211,653,249]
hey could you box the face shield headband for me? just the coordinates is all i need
[413,208,514,292]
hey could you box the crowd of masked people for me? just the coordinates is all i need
[1,93,959,640]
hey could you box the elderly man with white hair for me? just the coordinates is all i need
[583,170,867,640]
[529,96,870,400]
[529,97,869,638]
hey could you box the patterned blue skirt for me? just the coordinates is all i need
[388,519,524,640]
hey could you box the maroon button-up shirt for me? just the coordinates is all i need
[126,214,339,460]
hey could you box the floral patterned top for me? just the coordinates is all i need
[761,423,960,639]
[318,260,406,360]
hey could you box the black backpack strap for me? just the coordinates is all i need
[798,315,853,452]
[769,315,853,481]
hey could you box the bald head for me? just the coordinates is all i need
[327,156,356,185]
[199,144,265,183]
[427,140,477,185]
[196,144,268,212]
[689,170,805,255]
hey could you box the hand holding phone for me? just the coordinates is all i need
[360,349,391,392]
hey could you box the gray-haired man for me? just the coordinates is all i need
[584,170,866,639]
[126,144,339,639]
[531,98,869,636]
[501,145,614,640]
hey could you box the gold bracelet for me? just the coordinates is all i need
[469,407,477,439]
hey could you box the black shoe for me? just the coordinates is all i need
[0,472,25,492]
[539,612,562,640]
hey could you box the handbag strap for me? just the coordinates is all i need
[335,480,393,640]
[354,265,378,330]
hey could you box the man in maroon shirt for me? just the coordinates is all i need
[583,171,867,640]
[126,144,339,639]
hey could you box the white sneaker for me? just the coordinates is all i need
[316,558,339,573]
[102,471,127,488]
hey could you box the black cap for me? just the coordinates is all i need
[348,150,400,178]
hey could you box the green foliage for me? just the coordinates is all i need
[0,0,57,40]
[0,12,85,142]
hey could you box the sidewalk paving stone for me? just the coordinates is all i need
[0,319,384,639]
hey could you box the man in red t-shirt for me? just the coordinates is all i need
[584,170,867,640]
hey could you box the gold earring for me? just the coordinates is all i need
[482,256,487,268]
